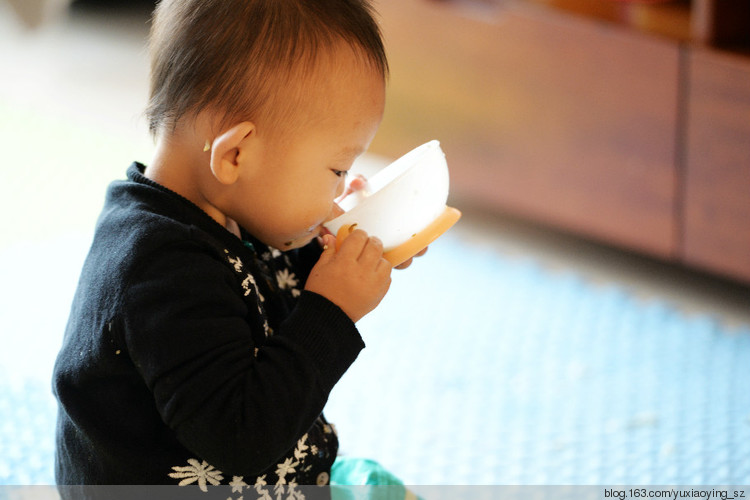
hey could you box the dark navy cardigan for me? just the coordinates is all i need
[53,163,363,495]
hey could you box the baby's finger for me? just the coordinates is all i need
[320,234,336,253]
[312,234,336,266]
[336,228,369,258]
[358,236,384,265]
[394,246,428,269]
[335,175,369,204]
[394,257,413,270]
[348,175,368,192]
[376,254,394,274]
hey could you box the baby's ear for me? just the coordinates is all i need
[208,122,255,184]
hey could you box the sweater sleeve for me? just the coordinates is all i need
[119,240,363,476]
[294,238,324,286]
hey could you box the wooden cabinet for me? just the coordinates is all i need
[370,0,750,283]
[682,49,750,282]
[373,0,680,258]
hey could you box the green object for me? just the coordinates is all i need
[330,457,420,500]
[242,240,256,253]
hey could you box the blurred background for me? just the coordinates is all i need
[1,0,749,488]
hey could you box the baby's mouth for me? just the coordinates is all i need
[283,226,332,248]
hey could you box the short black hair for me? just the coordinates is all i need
[146,0,388,136]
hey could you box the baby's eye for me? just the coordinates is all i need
[332,169,349,178]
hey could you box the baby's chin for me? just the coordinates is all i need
[279,232,320,251]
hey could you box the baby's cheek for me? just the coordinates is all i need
[330,203,345,219]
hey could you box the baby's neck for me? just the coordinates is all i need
[147,132,239,238]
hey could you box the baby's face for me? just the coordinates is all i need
[229,50,386,251]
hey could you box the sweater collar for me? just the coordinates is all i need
[126,162,269,257]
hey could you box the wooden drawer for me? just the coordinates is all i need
[371,0,680,258]
[682,48,750,282]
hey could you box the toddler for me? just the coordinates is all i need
[53,0,410,495]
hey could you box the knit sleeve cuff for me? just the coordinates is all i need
[282,291,365,390]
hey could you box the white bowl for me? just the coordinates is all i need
[323,140,459,262]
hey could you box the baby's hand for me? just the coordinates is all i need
[333,173,429,271]
[305,230,392,323]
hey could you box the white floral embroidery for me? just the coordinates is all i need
[224,250,271,337]
[241,273,265,302]
[272,483,305,500]
[169,437,315,498]
[276,269,299,291]
[290,485,306,500]
[253,475,273,500]
[262,319,271,337]
[169,458,224,492]
[226,250,265,303]
[275,457,298,485]
[226,253,244,273]
[247,434,311,499]
[293,436,309,461]
[230,476,247,493]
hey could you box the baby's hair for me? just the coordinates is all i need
[145,0,388,137]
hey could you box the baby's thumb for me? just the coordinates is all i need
[320,234,337,258]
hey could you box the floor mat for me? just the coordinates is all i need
[3,233,749,486]
[324,238,750,485]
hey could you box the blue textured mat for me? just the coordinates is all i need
[2,235,749,485]
[325,238,750,485]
